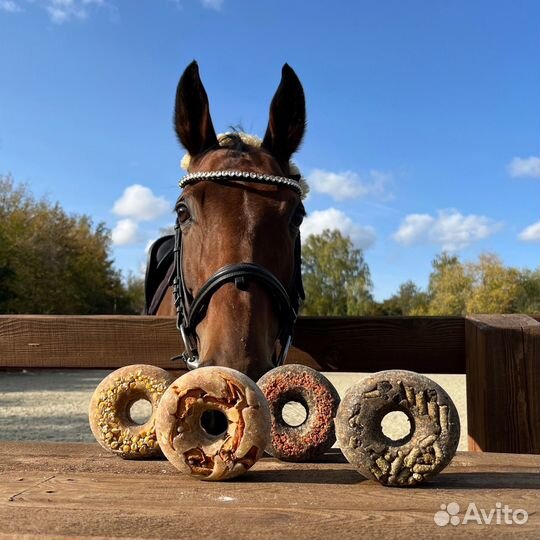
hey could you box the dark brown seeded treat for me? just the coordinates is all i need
[258,364,340,462]
[335,370,460,487]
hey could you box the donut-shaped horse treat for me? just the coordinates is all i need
[257,364,340,461]
[89,364,174,459]
[335,370,460,486]
[156,366,271,481]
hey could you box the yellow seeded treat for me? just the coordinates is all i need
[88,364,174,459]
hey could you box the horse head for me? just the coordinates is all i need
[158,61,306,382]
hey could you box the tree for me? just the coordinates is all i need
[426,253,473,315]
[0,175,138,314]
[301,229,373,316]
[515,267,540,314]
[123,272,146,314]
[417,252,538,316]
[377,280,430,315]
[465,253,521,314]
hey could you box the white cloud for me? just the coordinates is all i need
[518,220,540,243]
[0,0,105,22]
[301,208,376,250]
[48,0,105,22]
[1,0,219,19]
[0,0,21,12]
[308,169,392,202]
[393,210,500,251]
[112,184,170,222]
[112,219,139,246]
[201,0,223,10]
[507,156,540,178]
[393,214,434,245]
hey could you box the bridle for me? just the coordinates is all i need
[172,169,306,370]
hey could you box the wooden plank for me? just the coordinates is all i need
[292,316,465,373]
[0,315,185,371]
[0,442,538,540]
[0,315,465,373]
[465,314,540,454]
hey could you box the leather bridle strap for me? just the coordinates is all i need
[187,263,295,331]
[180,263,297,369]
[172,169,305,371]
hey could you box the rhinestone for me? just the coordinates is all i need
[178,169,305,198]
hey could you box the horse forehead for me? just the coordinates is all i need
[185,147,297,214]
[192,147,284,175]
[190,181,291,218]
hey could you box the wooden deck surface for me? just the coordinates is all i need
[0,442,538,539]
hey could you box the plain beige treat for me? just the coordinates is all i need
[156,366,271,481]
[88,364,174,459]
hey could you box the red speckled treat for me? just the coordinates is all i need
[257,364,340,462]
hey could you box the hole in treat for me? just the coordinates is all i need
[200,410,228,437]
[381,410,412,442]
[129,399,153,425]
[282,401,308,427]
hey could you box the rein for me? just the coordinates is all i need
[172,169,306,370]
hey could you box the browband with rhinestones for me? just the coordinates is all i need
[179,170,307,199]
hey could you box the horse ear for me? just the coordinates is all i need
[174,61,218,156]
[262,64,306,165]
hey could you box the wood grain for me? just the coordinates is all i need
[466,314,540,454]
[292,316,465,373]
[0,315,465,373]
[0,442,538,540]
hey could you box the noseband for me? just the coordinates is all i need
[172,169,306,370]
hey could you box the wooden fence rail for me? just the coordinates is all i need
[0,314,538,455]
[0,315,466,373]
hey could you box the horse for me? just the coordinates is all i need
[145,61,307,383]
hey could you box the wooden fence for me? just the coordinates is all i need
[1,314,538,455]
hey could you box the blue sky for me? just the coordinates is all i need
[1,0,539,300]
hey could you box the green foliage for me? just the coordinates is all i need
[465,253,521,314]
[426,253,474,315]
[123,272,146,315]
[300,229,538,316]
[422,251,537,316]
[515,268,540,314]
[0,175,142,314]
[301,229,373,315]
[2,174,537,317]
[375,280,430,316]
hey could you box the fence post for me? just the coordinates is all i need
[465,314,540,454]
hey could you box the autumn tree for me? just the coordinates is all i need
[301,229,373,316]
[426,253,473,315]
[376,280,430,315]
[123,272,146,314]
[417,252,538,316]
[465,253,522,314]
[515,267,540,314]
[0,175,140,314]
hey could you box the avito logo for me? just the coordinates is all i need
[434,502,528,527]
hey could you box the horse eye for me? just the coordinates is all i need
[290,206,305,228]
[177,203,191,224]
